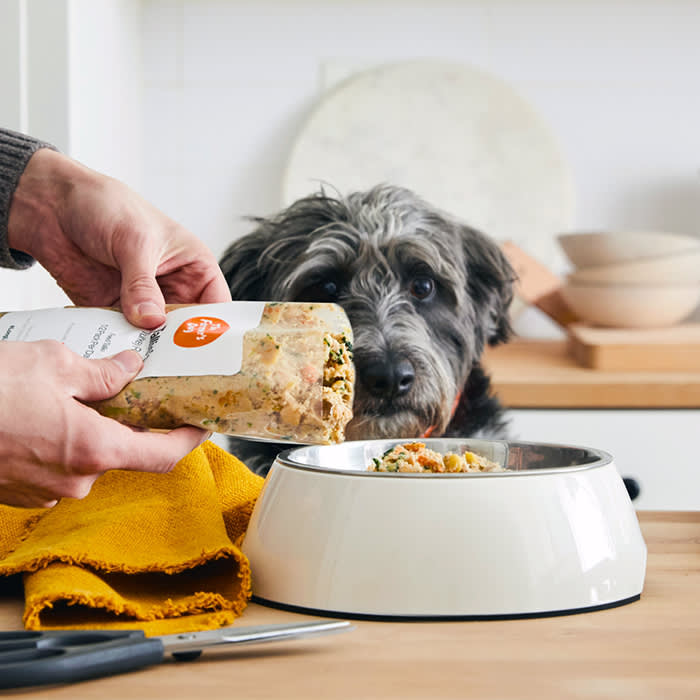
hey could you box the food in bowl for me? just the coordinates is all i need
[367,441,505,473]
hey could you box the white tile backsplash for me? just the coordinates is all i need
[8,0,700,313]
[532,80,700,236]
[140,0,700,272]
[178,0,490,87]
[142,85,183,173]
[484,0,700,86]
[140,0,182,85]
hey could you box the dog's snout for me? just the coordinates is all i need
[362,357,415,399]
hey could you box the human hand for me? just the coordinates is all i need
[7,148,231,329]
[0,342,208,508]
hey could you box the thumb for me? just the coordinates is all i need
[119,257,167,329]
[73,350,144,402]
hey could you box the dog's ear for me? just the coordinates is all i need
[461,226,516,346]
[220,192,348,300]
[219,222,272,300]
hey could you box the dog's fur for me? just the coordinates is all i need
[220,185,516,474]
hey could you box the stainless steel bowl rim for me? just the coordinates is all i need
[274,438,613,478]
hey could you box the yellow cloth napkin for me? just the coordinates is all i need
[0,441,264,635]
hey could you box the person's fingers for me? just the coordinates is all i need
[83,420,210,475]
[118,255,167,329]
[71,350,144,402]
[0,484,59,509]
[115,426,210,472]
[197,270,233,304]
[6,494,58,509]
[28,473,100,502]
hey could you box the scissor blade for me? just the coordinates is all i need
[159,620,353,654]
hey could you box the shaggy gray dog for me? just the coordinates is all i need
[220,185,516,474]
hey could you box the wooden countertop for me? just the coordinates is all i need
[0,511,698,699]
[483,338,700,408]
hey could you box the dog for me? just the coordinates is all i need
[219,184,516,474]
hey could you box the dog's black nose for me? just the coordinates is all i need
[362,358,415,399]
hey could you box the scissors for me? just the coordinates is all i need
[0,619,353,689]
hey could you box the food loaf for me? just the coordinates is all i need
[0,302,355,445]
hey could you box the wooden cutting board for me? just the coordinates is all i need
[568,322,700,371]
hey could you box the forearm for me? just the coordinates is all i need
[0,128,56,269]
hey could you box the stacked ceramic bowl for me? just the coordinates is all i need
[558,231,700,328]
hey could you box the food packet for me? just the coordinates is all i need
[0,302,355,445]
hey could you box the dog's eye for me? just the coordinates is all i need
[298,279,340,302]
[319,280,339,299]
[409,276,435,300]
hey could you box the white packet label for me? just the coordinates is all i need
[0,303,266,379]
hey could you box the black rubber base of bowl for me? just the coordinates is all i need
[251,593,641,622]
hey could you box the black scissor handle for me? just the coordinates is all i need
[0,630,165,689]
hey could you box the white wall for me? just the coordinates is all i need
[140,0,700,262]
[0,0,142,310]
[3,0,700,313]
[68,0,143,189]
[0,1,25,131]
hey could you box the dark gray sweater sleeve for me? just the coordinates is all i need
[0,128,56,269]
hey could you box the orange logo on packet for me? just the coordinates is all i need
[173,317,230,348]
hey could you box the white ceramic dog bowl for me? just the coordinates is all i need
[561,281,700,328]
[567,249,700,284]
[242,439,647,620]
[558,231,700,269]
